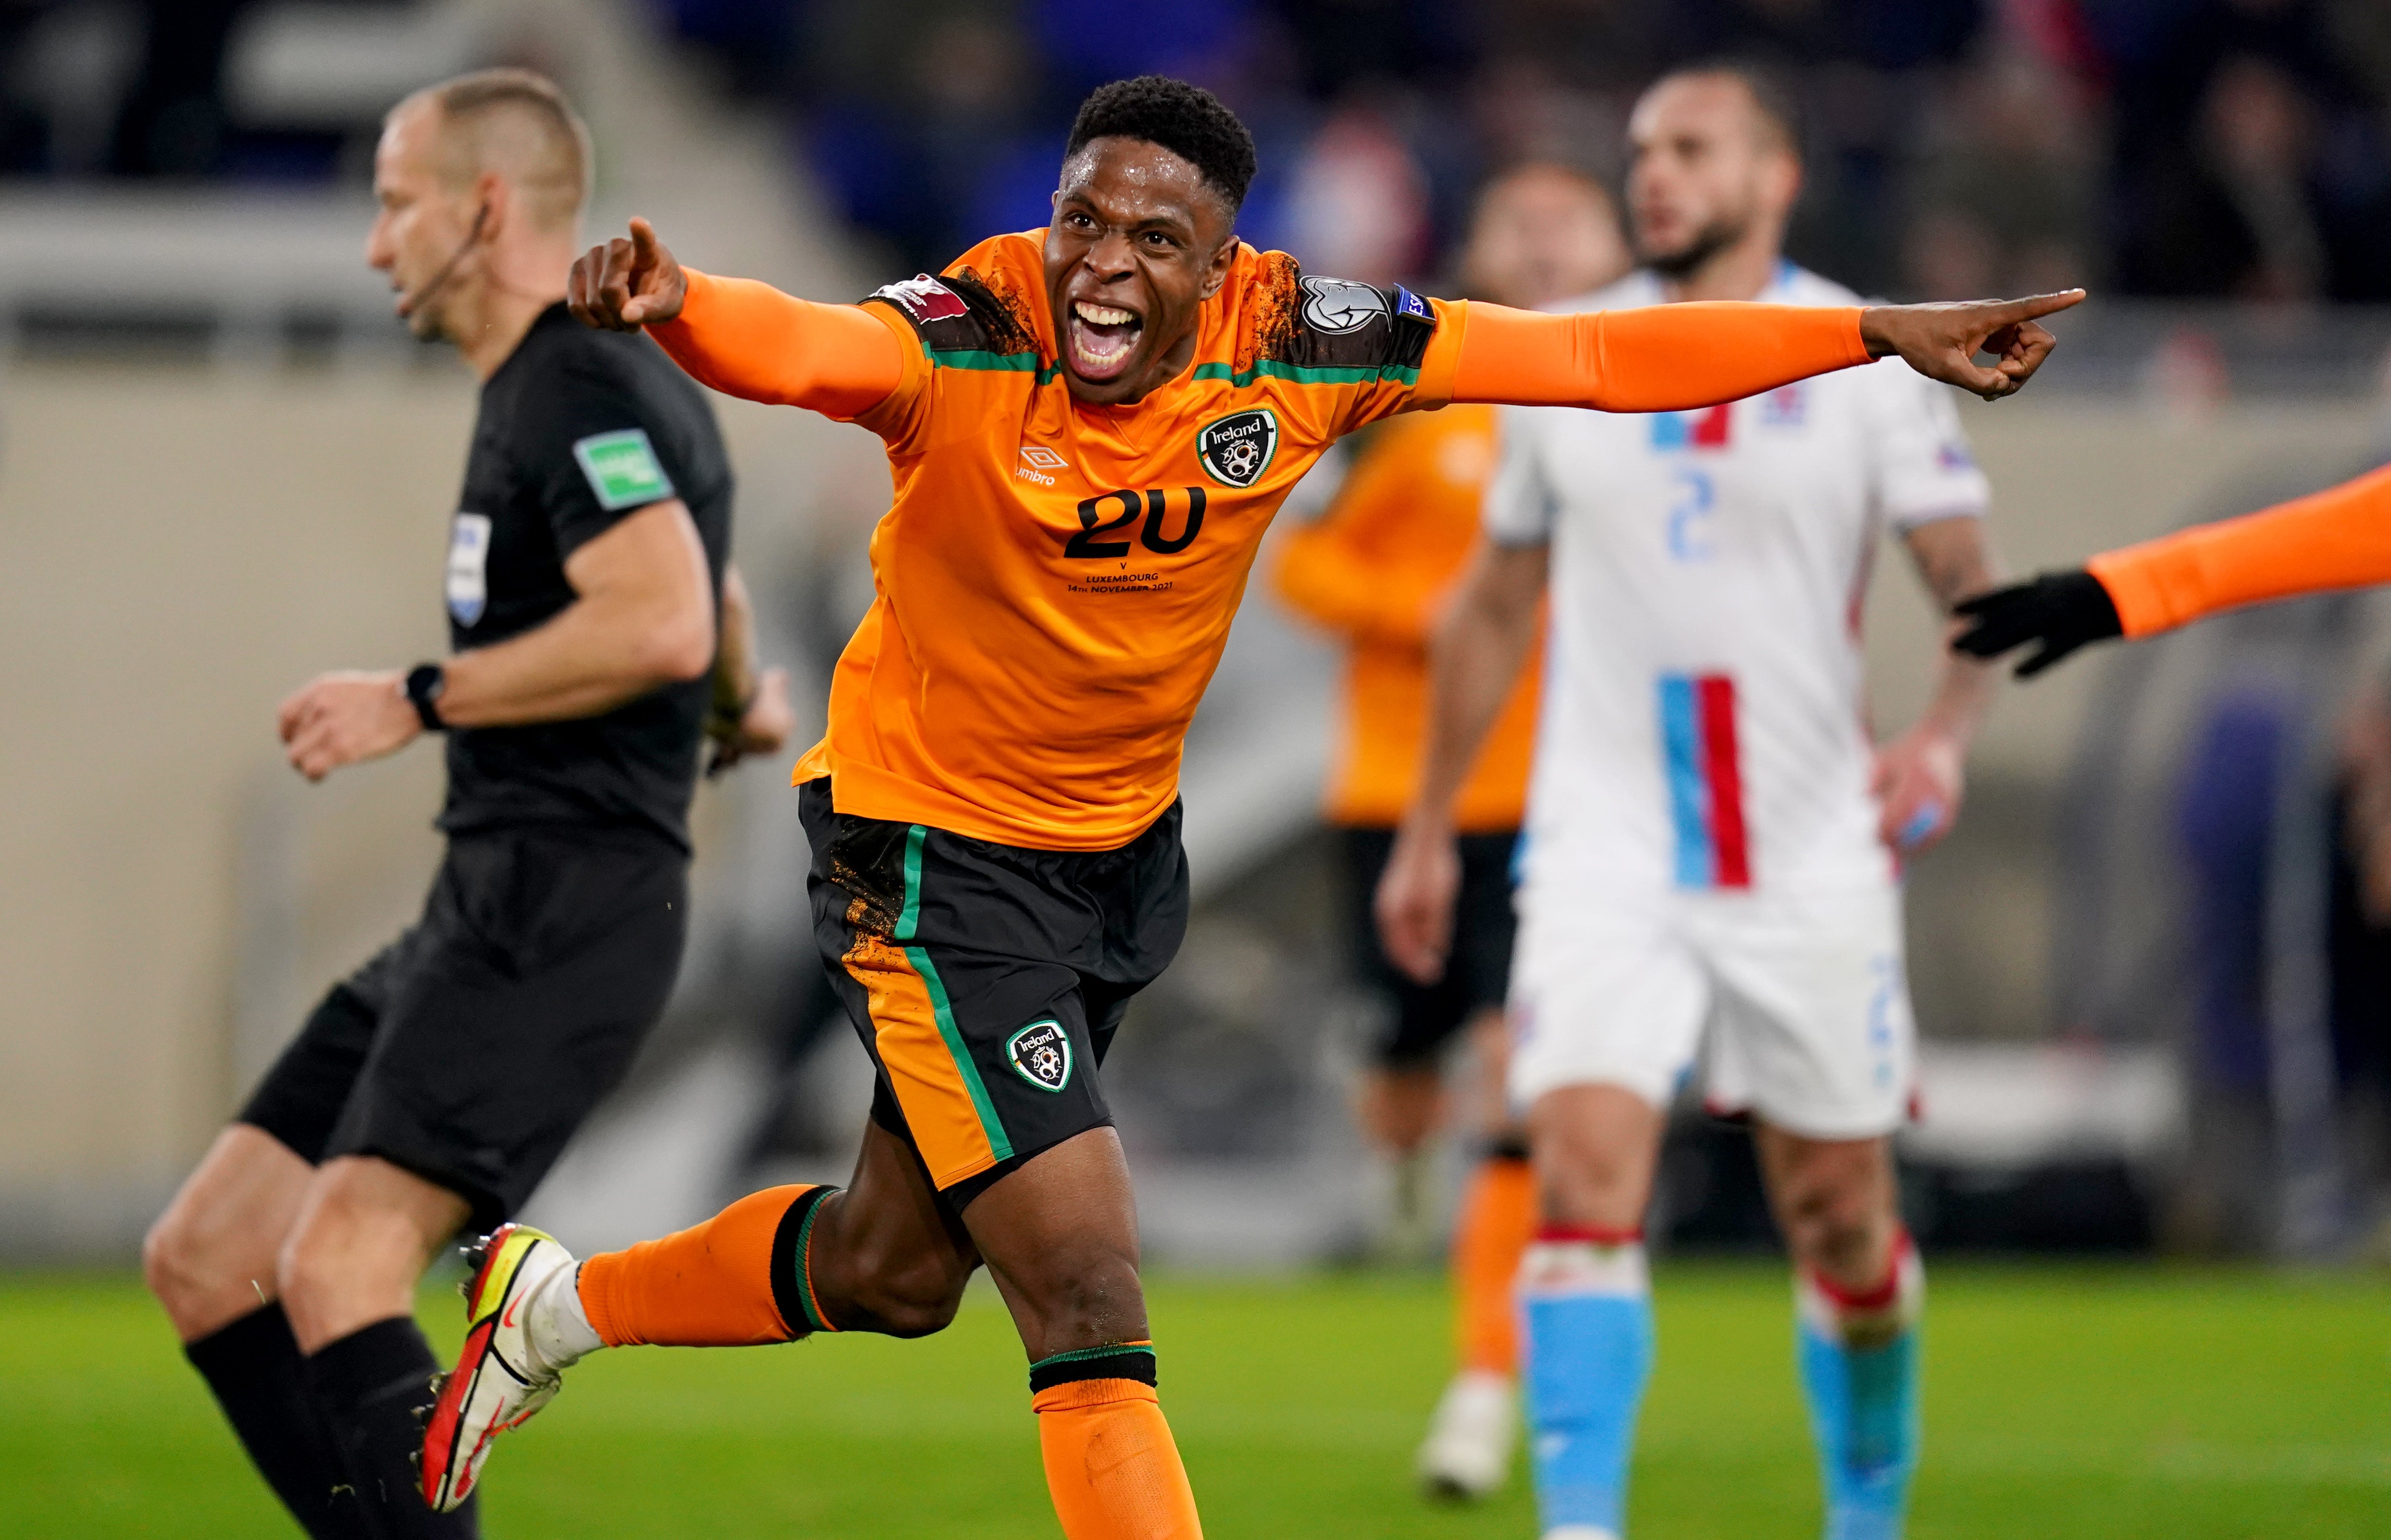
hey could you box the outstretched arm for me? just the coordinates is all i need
[1446,290,2082,411]
[569,218,905,419]
[1374,540,1550,983]
[1955,461,2391,677]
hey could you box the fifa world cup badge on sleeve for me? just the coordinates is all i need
[1006,1019,1074,1093]
[1196,409,1278,488]
[572,428,675,512]
[446,512,492,626]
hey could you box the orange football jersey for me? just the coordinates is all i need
[1272,406,1542,832]
[790,232,1467,850]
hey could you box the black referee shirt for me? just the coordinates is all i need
[437,301,732,854]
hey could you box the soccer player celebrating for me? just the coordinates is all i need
[139,70,788,1539]
[1378,65,2013,1540]
[1954,459,2391,675]
[425,74,2073,1536]
[1271,162,1631,1498]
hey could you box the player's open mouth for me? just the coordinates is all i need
[1066,299,1142,381]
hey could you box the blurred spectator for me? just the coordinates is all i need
[2121,53,2330,300]
[797,1,1053,276]
[2172,684,2287,1249]
[1903,44,2096,298]
[8,0,2391,311]
[1281,101,1430,283]
[650,0,802,100]
[106,0,246,178]
[2102,0,2391,301]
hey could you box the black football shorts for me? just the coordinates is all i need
[800,779,1188,1209]
[1342,825,1519,1069]
[239,829,686,1230]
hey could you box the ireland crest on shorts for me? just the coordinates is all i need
[1006,1019,1073,1093]
[1196,408,1277,488]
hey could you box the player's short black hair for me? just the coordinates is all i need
[1651,58,1804,158]
[1065,75,1257,215]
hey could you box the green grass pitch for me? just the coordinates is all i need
[4,1262,2386,1537]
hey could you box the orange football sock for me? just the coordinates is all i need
[1453,1154,1537,1376]
[1033,1376,1203,1540]
[577,1184,838,1348]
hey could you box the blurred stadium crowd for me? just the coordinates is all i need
[9,0,2391,305]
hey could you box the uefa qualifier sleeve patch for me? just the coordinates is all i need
[572,427,676,511]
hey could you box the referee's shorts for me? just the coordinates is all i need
[239,828,687,1230]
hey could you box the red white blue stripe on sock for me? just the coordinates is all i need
[1658,673,1751,889]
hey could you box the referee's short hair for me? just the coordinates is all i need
[401,68,592,232]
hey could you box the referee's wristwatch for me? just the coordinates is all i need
[404,662,449,732]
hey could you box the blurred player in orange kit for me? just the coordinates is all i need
[413,72,2075,1540]
[1272,162,1630,1499]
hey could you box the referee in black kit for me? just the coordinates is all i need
[141,70,793,1539]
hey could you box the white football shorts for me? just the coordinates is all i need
[1505,879,1914,1139]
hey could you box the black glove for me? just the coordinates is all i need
[1951,568,2123,678]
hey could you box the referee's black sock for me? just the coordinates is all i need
[185,1303,375,1540]
[307,1316,481,1538]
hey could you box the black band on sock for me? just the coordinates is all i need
[306,1316,479,1538]
[767,1184,842,1336]
[185,1304,375,1540]
[1028,1342,1158,1393]
[1480,1136,1532,1164]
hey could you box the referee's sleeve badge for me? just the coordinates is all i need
[572,428,676,511]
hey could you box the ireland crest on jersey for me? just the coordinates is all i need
[1006,1019,1073,1093]
[1196,408,1278,488]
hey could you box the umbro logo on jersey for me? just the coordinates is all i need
[875,274,969,324]
[1017,445,1067,485]
[1007,1019,1073,1093]
[1299,275,1386,334]
[1196,408,1278,488]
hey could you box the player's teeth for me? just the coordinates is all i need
[1074,301,1135,326]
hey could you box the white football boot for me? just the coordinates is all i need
[418,1224,579,1512]
[1416,1367,1518,1500]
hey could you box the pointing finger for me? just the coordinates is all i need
[597,238,637,330]
[1977,289,2086,329]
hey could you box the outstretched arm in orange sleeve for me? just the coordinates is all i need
[1956,461,2391,677]
[1441,290,2083,411]
[567,217,905,420]
[2088,463,2391,635]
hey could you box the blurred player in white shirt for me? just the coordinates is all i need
[1378,64,2004,1540]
